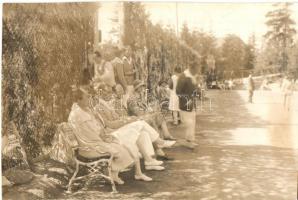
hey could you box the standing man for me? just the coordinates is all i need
[247,74,255,103]
[112,47,127,92]
[176,62,200,149]
[123,47,136,92]
[122,46,136,107]
[281,75,294,111]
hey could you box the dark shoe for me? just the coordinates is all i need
[164,136,177,141]
[186,140,198,146]
[156,155,175,161]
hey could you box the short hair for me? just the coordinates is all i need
[174,67,182,73]
[115,84,124,94]
[158,80,168,86]
[94,51,101,58]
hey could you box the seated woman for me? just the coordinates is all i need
[69,86,167,184]
[127,80,176,140]
[90,83,176,158]
[96,84,174,158]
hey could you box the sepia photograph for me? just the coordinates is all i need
[1,1,298,199]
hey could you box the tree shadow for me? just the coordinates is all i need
[63,90,297,200]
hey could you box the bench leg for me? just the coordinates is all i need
[107,163,117,193]
[67,162,79,193]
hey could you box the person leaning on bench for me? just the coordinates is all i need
[68,85,175,184]
[96,81,176,159]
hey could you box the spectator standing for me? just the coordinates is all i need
[169,67,182,125]
[281,75,295,111]
[112,47,127,92]
[123,46,136,93]
[176,63,200,149]
[247,74,255,103]
[93,50,116,90]
[122,46,137,107]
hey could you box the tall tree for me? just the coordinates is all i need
[244,33,257,70]
[181,22,192,45]
[264,3,296,71]
[123,2,147,50]
[220,34,247,77]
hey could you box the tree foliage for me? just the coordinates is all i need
[122,2,200,97]
[264,3,296,71]
[220,34,247,76]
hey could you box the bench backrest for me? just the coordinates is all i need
[50,122,78,167]
[58,123,79,148]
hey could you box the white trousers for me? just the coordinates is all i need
[112,120,159,158]
[180,110,196,142]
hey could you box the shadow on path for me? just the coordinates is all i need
[62,90,297,200]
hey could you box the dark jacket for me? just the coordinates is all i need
[176,72,197,112]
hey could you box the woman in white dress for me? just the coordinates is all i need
[169,67,182,125]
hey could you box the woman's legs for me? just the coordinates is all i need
[134,157,153,181]
[173,111,179,125]
[160,120,175,139]
[111,170,124,184]
[113,158,152,182]
[131,120,176,149]
[136,120,160,142]
[136,131,156,162]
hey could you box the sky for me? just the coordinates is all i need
[144,2,298,46]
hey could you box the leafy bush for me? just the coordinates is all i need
[2,3,97,161]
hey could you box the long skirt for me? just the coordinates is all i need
[169,90,180,111]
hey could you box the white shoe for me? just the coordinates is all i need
[145,159,163,166]
[112,176,125,185]
[145,165,165,171]
[156,148,165,157]
[134,174,153,181]
[158,140,176,149]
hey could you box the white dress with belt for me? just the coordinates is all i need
[169,75,180,111]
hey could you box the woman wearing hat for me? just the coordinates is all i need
[69,85,169,184]
[127,80,176,141]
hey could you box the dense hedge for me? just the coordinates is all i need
[2,3,97,160]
